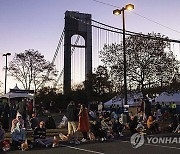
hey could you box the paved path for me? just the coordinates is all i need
[8,134,180,154]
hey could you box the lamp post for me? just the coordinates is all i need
[113,4,134,105]
[3,52,11,94]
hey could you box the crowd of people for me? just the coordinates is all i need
[0,97,179,152]
[64,99,179,145]
[0,98,58,151]
[0,110,56,151]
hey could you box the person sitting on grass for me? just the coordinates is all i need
[100,115,114,139]
[11,112,24,132]
[112,119,124,137]
[169,114,178,133]
[11,122,26,149]
[33,121,53,148]
[129,116,138,135]
[90,120,107,141]
[147,116,159,133]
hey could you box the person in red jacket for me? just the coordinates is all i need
[77,104,90,142]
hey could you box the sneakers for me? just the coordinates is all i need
[101,137,106,142]
[81,138,87,143]
[70,140,80,144]
[119,132,123,137]
[75,140,80,145]
[69,140,74,144]
[45,144,49,148]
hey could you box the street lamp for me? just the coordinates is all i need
[113,4,134,105]
[3,52,11,94]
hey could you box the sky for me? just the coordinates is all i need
[0,0,180,93]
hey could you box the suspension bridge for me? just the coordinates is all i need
[44,11,180,95]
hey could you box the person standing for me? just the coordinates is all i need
[27,100,33,118]
[172,102,177,115]
[4,102,10,131]
[144,97,151,119]
[98,102,103,114]
[77,104,90,142]
[16,99,28,128]
[0,122,5,151]
[66,101,80,144]
[0,99,10,132]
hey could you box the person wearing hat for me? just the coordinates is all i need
[11,112,25,149]
[11,112,24,132]
[11,121,26,149]
[33,121,53,147]
[16,98,28,128]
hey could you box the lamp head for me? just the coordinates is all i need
[113,9,121,15]
[3,53,11,56]
[125,4,134,11]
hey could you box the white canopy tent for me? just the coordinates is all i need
[155,92,180,104]
[104,95,122,107]
[104,92,143,107]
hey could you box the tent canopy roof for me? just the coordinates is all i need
[104,92,143,107]
[0,84,34,99]
[155,92,180,104]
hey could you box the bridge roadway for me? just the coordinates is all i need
[8,134,180,154]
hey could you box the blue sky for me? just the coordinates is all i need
[0,0,180,93]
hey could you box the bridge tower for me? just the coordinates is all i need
[64,11,92,95]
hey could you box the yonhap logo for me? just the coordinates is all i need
[130,133,144,148]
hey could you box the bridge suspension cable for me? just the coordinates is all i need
[53,35,81,88]
[52,29,65,65]
[52,14,180,89]
[41,29,65,88]
[92,19,180,43]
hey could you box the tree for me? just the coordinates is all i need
[91,65,113,96]
[100,33,179,95]
[8,49,57,91]
[99,43,124,93]
[35,86,57,107]
[72,83,84,91]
